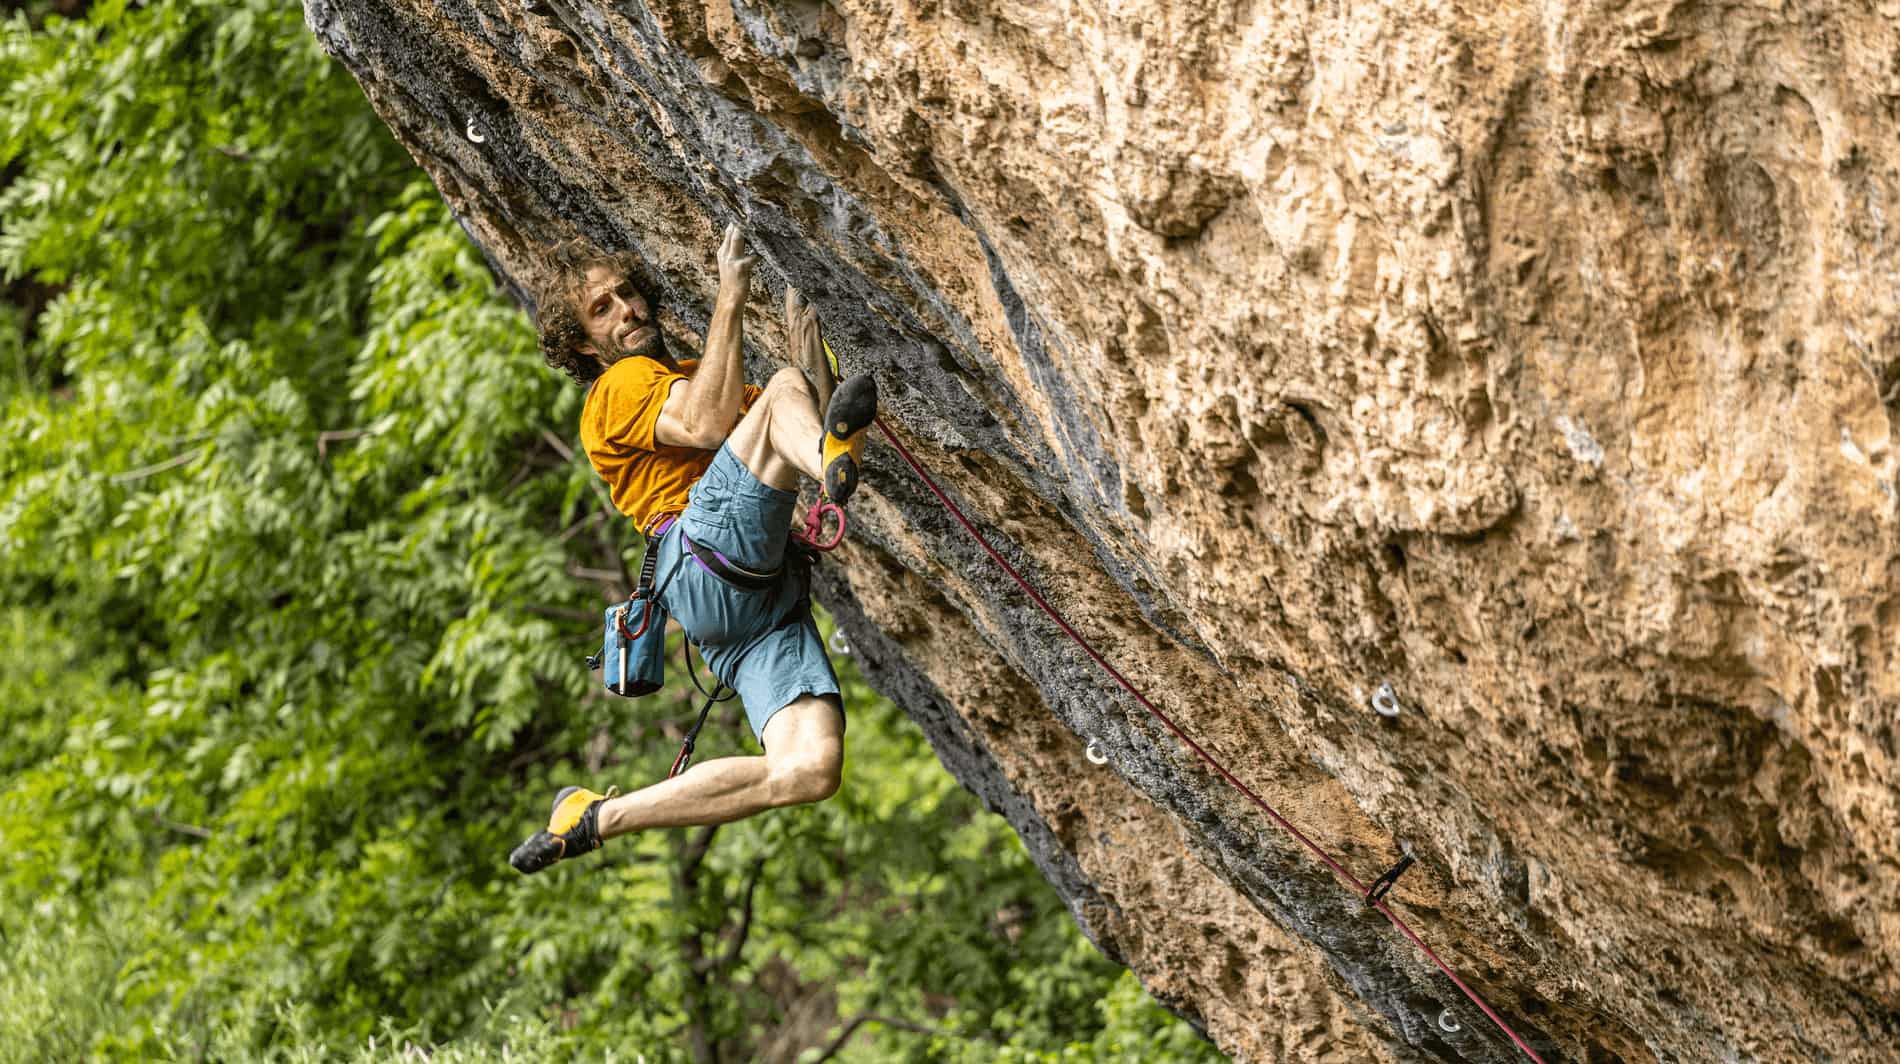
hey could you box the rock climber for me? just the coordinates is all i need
[509,223,876,874]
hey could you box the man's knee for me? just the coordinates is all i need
[762,695,843,805]
[730,367,806,437]
[765,365,810,399]
[725,368,805,457]
[765,735,842,805]
[763,722,839,805]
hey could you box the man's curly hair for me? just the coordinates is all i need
[532,238,648,387]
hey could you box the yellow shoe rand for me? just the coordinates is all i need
[821,424,866,470]
[511,785,621,874]
[821,433,865,503]
[546,785,618,834]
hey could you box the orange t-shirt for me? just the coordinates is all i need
[579,356,761,531]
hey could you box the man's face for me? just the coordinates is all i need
[577,264,663,366]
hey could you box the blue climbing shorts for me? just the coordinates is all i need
[652,444,844,749]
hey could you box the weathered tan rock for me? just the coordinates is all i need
[308,0,1900,1059]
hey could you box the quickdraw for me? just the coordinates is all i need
[1364,853,1415,907]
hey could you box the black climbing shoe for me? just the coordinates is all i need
[509,785,617,874]
[819,374,878,505]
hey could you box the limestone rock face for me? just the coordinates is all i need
[307,1,1900,1059]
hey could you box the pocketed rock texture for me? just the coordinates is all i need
[306,1,1900,1060]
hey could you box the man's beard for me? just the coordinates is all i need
[633,329,667,360]
[599,328,666,367]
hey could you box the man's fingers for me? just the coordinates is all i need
[785,286,803,321]
[720,224,746,265]
[716,222,755,287]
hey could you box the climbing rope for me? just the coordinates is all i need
[871,416,1549,1063]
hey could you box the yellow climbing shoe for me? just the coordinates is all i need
[819,374,878,505]
[508,785,618,875]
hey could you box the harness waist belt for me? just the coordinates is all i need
[681,530,781,592]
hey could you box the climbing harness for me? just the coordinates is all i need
[590,506,839,780]
[869,414,1550,1063]
[684,532,781,591]
[665,525,834,776]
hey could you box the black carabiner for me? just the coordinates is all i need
[1365,853,1416,907]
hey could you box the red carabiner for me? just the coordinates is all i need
[792,499,846,552]
[616,597,654,641]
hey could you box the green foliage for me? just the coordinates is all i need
[0,2,1226,1062]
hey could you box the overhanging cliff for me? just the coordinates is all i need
[305,1,1900,1059]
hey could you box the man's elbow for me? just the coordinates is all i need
[677,417,731,451]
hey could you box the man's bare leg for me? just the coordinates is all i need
[594,694,843,837]
[724,366,828,492]
[508,696,843,871]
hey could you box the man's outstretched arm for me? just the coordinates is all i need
[658,223,754,449]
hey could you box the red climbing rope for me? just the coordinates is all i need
[873,417,1549,1063]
